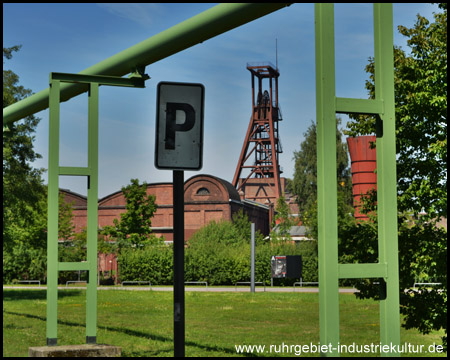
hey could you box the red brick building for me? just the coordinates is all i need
[61,174,270,243]
[61,174,270,280]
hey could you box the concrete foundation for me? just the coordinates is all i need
[28,344,122,357]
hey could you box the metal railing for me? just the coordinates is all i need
[413,282,442,290]
[18,280,41,287]
[185,281,208,288]
[235,281,266,292]
[66,281,87,287]
[247,61,277,70]
[121,281,152,289]
[293,278,319,291]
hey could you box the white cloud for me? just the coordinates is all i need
[96,3,164,28]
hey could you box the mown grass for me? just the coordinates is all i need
[3,289,445,357]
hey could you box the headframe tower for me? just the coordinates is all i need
[232,62,283,204]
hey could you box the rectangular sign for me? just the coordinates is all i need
[155,82,204,170]
[271,255,302,279]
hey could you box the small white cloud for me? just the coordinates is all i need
[97,3,163,28]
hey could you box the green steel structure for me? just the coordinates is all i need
[3,3,290,126]
[315,4,400,356]
[47,72,147,345]
[3,3,400,355]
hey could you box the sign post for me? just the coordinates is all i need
[172,170,185,357]
[250,223,255,293]
[155,82,204,357]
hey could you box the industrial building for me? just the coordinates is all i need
[61,174,271,243]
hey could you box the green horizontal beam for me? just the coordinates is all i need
[59,166,91,176]
[58,262,91,271]
[3,3,291,125]
[50,72,146,88]
[338,263,388,279]
[335,97,384,115]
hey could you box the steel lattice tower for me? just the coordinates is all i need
[232,62,283,204]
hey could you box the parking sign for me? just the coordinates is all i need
[155,82,204,170]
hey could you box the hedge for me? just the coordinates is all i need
[117,240,318,286]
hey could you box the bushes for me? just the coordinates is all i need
[117,238,318,286]
[118,245,173,285]
[3,244,46,284]
[117,213,318,286]
[3,213,318,286]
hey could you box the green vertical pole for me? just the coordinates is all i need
[86,83,99,344]
[47,79,60,346]
[315,3,340,355]
[373,4,401,353]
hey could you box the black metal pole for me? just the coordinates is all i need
[173,170,185,357]
[250,223,255,293]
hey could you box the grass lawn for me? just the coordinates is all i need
[3,289,446,357]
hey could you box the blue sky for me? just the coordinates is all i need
[3,3,440,198]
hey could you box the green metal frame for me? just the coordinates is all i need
[315,4,400,356]
[46,72,146,346]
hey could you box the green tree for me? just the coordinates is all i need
[231,209,252,243]
[3,46,47,282]
[272,196,298,238]
[292,118,353,238]
[102,179,161,251]
[344,4,447,349]
[58,194,75,241]
[345,5,447,221]
[3,46,46,248]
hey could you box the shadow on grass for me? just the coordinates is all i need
[3,290,84,301]
[4,310,256,357]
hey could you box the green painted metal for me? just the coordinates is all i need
[315,4,340,353]
[338,263,388,279]
[315,3,400,356]
[3,3,291,126]
[373,4,401,352]
[46,78,60,345]
[86,81,99,343]
[58,262,91,271]
[336,98,384,116]
[59,167,92,176]
[46,73,146,345]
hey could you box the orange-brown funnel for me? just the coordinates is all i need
[346,136,377,220]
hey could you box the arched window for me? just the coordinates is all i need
[196,187,210,195]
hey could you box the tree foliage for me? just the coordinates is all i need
[344,4,447,349]
[102,179,161,251]
[271,196,299,238]
[345,4,447,221]
[3,46,46,248]
[291,118,353,238]
[3,46,48,283]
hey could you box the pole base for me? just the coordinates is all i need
[47,338,57,346]
[86,336,97,345]
[29,344,121,357]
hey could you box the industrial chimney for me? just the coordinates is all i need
[346,136,377,221]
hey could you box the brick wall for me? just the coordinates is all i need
[61,175,270,243]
